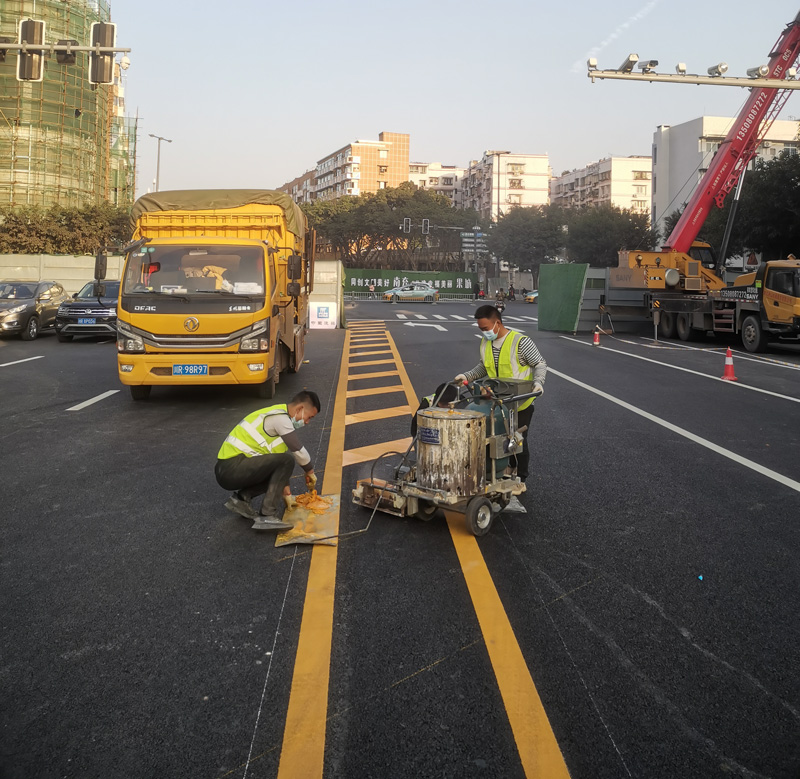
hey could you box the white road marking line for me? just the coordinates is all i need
[503,316,525,322]
[405,322,446,331]
[433,315,447,320]
[520,316,539,322]
[67,390,120,411]
[559,336,800,404]
[451,315,469,320]
[413,314,427,320]
[0,355,44,368]
[549,367,800,494]
[396,314,407,320]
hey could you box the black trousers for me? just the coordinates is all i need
[215,452,295,516]
[513,405,535,480]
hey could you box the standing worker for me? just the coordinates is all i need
[454,305,546,509]
[215,391,321,531]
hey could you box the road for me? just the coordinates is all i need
[2,299,799,779]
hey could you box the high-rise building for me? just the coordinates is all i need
[408,162,465,205]
[652,116,800,237]
[460,152,550,221]
[313,131,409,201]
[0,0,136,209]
[550,156,652,215]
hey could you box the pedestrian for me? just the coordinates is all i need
[368,282,376,299]
[215,391,320,531]
[411,382,460,437]
[478,289,485,299]
[521,287,528,297]
[454,305,546,508]
[473,282,480,300]
[508,284,515,300]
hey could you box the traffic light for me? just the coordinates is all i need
[403,217,411,233]
[421,218,430,235]
[17,19,45,82]
[89,22,116,84]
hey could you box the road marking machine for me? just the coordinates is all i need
[352,379,541,537]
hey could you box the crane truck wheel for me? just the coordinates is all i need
[676,313,697,341]
[741,315,768,353]
[658,311,678,339]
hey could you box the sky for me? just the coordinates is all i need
[111,0,800,198]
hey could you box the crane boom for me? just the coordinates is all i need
[665,11,800,253]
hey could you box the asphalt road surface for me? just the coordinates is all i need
[2,299,799,779]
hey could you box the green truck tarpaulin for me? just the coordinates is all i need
[130,189,307,240]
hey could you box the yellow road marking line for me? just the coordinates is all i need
[445,514,570,777]
[341,437,413,467]
[348,359,395,368]
[348,349,392,358]
[347,370,400,381]
[344,405,413,425]
[346,385,405,399]
[276,330,349,778]
[384,329,570,778]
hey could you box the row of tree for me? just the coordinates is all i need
[0,204,130,255]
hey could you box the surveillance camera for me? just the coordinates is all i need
[587,57,597,71]
[676,62,687,75]
[746,65,769,78]
[618,53,639,73]
[788,67,798,79]
[119,55,130,70]
[707,62,728,77]
[638,60,659,73]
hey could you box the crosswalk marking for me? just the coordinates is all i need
[450,315,469,320]
[433,315,447,320]
[413,314,427,320]
[396,314,407,319]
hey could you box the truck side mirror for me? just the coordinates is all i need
[287,253,303,280]
[95,252,107,281]
[92,283,106,297]
[287,282,301,297]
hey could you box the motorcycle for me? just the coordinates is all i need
[495,299,506,313]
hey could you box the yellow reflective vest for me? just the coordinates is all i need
[217,404,290,459]
[480,331,534,411]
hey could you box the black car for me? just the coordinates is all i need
[55,281,120,342]
[0,280,70,341]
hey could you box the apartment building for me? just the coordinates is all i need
[408,162,465,204]
[652,116,800,236]
[281,169,316,204]
[550,156,652,215]
[313,131,409,201]
[460,152,550,221]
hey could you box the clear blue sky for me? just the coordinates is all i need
[112,0,800,198]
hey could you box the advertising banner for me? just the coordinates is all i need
[344,269,477,292]
[309,301,338,329]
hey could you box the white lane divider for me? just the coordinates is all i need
[559,335,800,404]
[549,367,800,495]
[67,390,120,411]
[0,355,44,368]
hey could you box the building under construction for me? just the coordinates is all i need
[0,0,136,209]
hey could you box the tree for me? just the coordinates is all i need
[566,204,656,267]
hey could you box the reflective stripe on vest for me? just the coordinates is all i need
[480,331,534,410]
[217,404,291,459]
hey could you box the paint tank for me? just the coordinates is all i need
[416,408,485,497]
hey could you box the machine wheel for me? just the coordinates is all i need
[256,376,276,399]
[465,497,494,537]
[658,311,678,339]
[415,501,438,521]
[130,385,151,401]
[21,316,39,341]
[676,313,696,341]
[741,315,767,353]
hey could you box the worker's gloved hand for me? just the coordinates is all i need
[305,471,318,489]
[284,495,296,511]
[454,373,467,384]
[533,382,544,396]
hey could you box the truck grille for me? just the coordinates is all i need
[142,325,251,350]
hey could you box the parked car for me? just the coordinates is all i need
[524,290,539,304]
[0,280,70,340]
[55,281,120,342]
[383,282,440,302]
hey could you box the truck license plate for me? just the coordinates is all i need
[78,317,96,324]
[173,364,208,376]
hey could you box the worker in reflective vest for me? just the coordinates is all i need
[215,390,320,531]
[455,305,546,487]
[410,382,460,437]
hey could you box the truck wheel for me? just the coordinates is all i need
[130,385,151,401]
[741,315,767,353]
[256,376,276,399]
[676,313,696,341]
[21,316,39,341]
[658,311,677,339]
[465,497,494,537]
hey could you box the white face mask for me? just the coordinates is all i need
[292,410,305,429]
[481,323,499,341]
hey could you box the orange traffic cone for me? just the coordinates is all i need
[721,347,738,381]
[593,326,600,346]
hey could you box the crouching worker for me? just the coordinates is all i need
[411,383,460,437]
[215,391,320,531]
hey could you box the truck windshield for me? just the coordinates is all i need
[122,245,266,296]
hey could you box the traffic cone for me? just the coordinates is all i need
[593,326,600,346]
[721,347,738,382]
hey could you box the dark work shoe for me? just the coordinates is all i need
[225,493,258,520]
[252,515,293,532]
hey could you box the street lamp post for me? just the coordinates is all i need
[149,133,172,192]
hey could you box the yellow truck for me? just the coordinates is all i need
[114,190,313,400]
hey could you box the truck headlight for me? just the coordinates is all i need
[240,320,270,352]
[116,321,145,353]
